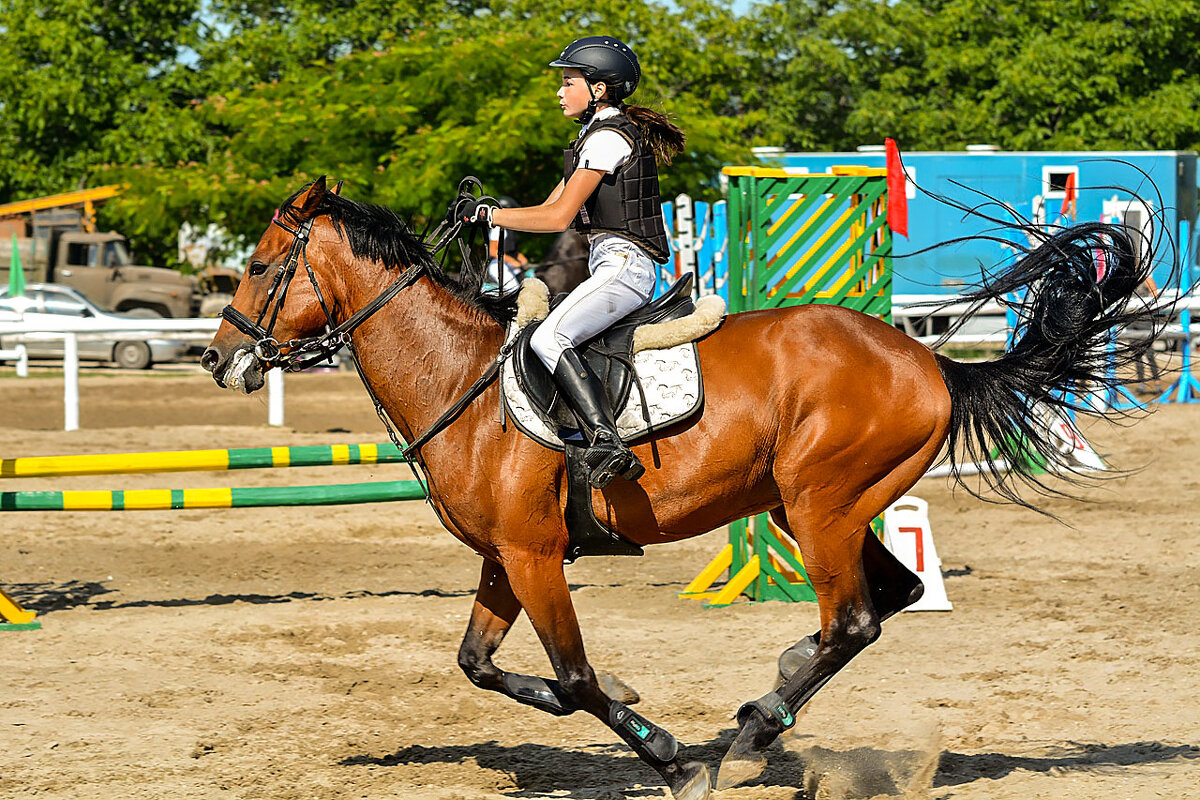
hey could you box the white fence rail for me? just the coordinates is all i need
[0,315,286,431]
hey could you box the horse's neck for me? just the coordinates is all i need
[342,269,503,443]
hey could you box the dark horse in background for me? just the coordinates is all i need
[202,177,1162,800]
[530,229,589,295]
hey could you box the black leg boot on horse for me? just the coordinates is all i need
[553,348,645,488]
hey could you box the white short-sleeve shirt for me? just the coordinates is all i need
[575,107,633,174]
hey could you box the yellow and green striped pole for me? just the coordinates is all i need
[0,443,407,479]
[0,480,424,511]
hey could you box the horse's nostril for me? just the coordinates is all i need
[200,347,221,372]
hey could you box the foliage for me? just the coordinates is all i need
[101,1,757,262]
[0,0,203,199]
[1,0,1197,266]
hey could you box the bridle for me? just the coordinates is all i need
[217,177,509,468]
[220,179,477,372]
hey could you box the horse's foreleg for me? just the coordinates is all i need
[504,553,711,800]
[458,559,640,715]
[457,558,580,715]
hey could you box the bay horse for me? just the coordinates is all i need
[202,177,1159,800]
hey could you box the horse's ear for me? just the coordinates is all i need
[297,175,327,218]
[332,180,345,196]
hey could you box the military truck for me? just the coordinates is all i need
[0,186,202,318]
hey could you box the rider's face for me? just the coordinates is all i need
[558,68,603,119]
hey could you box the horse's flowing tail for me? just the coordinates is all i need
[933,222,1167,508]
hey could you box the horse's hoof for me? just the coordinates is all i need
[716,746,766,790]
[716,721,771,790]
[596,672,640,705]
[669,761,711,800]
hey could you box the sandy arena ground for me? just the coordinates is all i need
[1,369,1198,799]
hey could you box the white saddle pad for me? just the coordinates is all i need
[500,325,703,451]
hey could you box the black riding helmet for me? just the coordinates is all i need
[549,36,640,103]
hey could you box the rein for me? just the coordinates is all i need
[220,180,508,477]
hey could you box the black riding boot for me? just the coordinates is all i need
[553,348,645,489]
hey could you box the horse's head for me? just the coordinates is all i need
[202,176,341,393]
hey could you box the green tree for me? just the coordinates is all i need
[836,0,1200,151]
[105,1,757,261]
[0,0,203,200]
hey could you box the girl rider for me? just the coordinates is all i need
[459,36,684,489]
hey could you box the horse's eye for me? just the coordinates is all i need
[248,261,269,277]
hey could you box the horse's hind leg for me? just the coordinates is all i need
[502,553,711,800]
[717,501,884,789]
[457,559,638,715]
[776,521,923,683]
[717,422,942,790]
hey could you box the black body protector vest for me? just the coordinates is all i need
[563,115,671,264]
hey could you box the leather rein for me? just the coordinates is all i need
[219,180,506,466]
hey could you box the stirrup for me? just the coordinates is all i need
[585,443,645,489]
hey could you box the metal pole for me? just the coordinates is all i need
[63,333,79,431]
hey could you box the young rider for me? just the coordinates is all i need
[459,36,685,489]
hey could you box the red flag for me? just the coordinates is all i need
[1059,171,1077,219]
[885,138,908,238]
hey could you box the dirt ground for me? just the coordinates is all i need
[1,369,1198,799]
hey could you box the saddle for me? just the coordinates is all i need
[507,274,701,564]
[511,274,697,437]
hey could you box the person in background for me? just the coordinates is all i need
[482,196,528,297]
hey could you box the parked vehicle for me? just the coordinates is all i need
[0,185,235,317]
[0,284,191,369]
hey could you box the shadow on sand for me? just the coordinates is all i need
[340,730,1199,800]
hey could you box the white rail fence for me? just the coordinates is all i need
[0,315,285,431]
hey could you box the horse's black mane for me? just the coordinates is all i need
[279,184,517,325]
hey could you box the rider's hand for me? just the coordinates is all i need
[460,198,497,227]
[446,196,471,225]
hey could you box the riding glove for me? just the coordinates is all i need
[459,198,498,227]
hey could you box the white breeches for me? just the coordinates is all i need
[530,235,657,371]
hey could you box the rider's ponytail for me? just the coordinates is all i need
[621,104,685,165]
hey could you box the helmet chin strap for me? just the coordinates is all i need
[576,82,603,125]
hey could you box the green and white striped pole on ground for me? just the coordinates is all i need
[0,480,424,511]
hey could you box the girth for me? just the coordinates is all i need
[511,274,696,436]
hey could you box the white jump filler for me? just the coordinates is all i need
[883,496,953,612]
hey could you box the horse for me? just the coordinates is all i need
[201,177,1159,800]
[530,229,590,295]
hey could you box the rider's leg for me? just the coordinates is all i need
[552,348,644,487]
[530,237,654,488]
